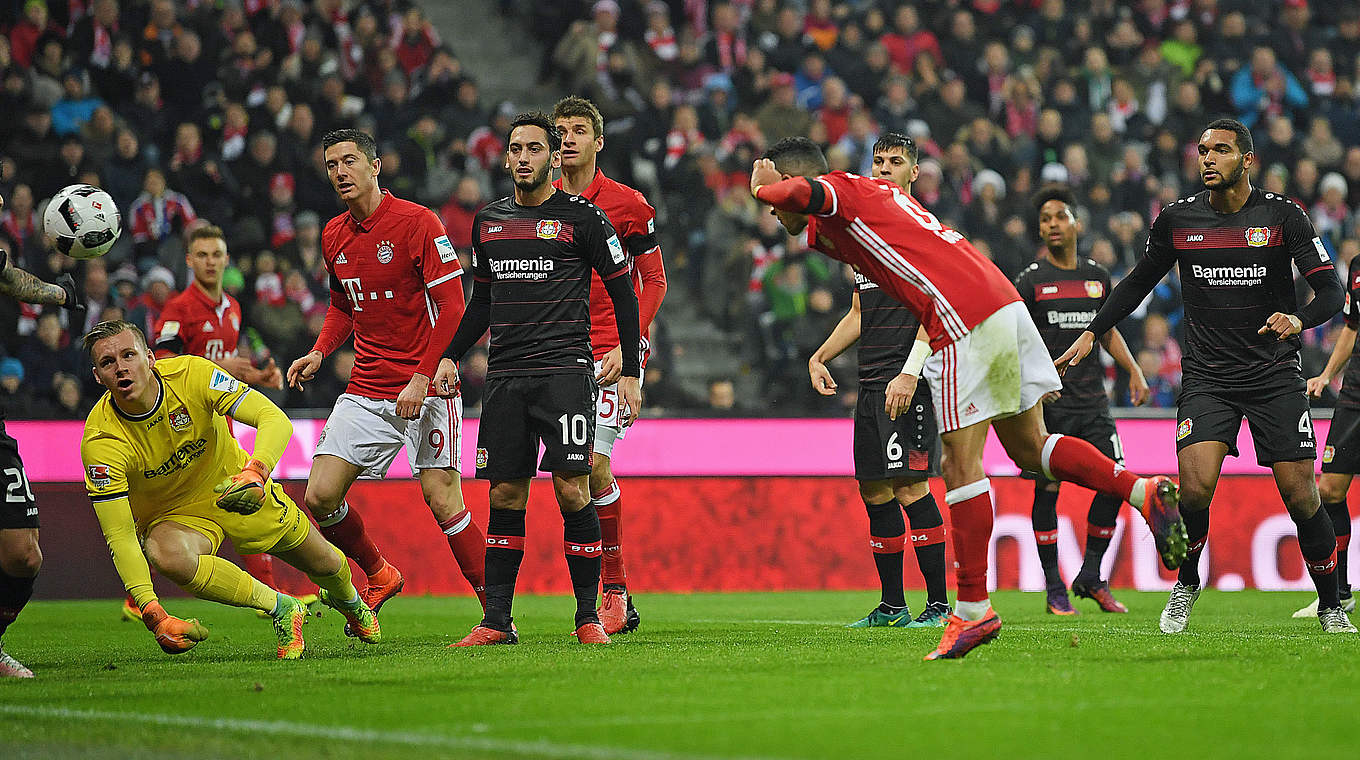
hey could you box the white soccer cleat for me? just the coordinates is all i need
[1319,607,1358,634]
[1159,581,1200,634]
[1294,591,1354,618]
[1292,597,1320,619]
[0,648,34,678]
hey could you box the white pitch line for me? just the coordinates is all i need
[0,705,786,760]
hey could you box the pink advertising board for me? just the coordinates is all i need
[8,416,1336,481]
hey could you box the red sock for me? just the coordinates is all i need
[317,502,385,577]
[439,508,487,609]
[594,481,627,587]
[946,480,995,603]
[240,553,277,590]
[1043,434,1140,501]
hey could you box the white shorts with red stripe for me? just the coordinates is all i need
[922,301,1061,433]
[315,393,462,477]
[591,348,648,457]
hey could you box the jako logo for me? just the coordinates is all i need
[1186,234,1204,242]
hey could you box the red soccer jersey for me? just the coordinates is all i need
[320,190,464,399]
[800,171,1020,350]
[152,282,243,361]
[554,169,662,359]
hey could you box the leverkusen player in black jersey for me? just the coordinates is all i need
[1059,118,1356,634]
[1297,260,1360,618]
[440,112,642,646]
[807,133,950,629]
[1016,185,1149,616]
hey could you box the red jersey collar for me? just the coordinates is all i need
[555,168,607,200]
[349,189,393,232]
[187,278,230,317]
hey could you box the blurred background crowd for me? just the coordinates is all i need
[1,0,1358,419]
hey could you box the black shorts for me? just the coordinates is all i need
[1176,385,1316,466]
[475,374,597,480]
[1322,405,1360,474]
[853,384,940,482]
[1023,405,1123,481]
[0,425,38,529]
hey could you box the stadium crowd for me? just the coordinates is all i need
[1,0,1359,418]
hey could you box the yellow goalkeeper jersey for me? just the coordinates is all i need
[81,355,253,527]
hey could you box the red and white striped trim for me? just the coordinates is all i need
[814,177,839,216]
[847,218,969,341]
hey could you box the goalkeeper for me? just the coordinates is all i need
[79,320,380,659]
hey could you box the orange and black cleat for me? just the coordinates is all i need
[1045,588,1079,616]
[924,610,1002,661]
[449,624,518,647]
[572,621,611,644]
[1071,577,1129,613]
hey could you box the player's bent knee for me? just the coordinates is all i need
[1318,478,1350,504]
[859,480,893,503]
[0,543,40,577]
[143,542,197,585]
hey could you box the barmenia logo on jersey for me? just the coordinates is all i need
[1245,227,1270,247]
[536,220,562,239]
[1189,263,1266,286]
[376,240,395,264]
[490,257,554,280]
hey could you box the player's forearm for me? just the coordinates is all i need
[92,497,157,607]
[444,282,491,362]
[603,271,641,377]
[417,279,465,378]
[0,264,66,306]
[635,251,667,332]
[813,307,861,363]
[1297,267,1344,330]
[311,304,354,357]
[1099,327,1139,377]
[227,390,293,472]
[1085,259,1168,338]
[1321,325,1357,381]
[754,177,829,215]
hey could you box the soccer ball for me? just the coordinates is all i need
[43,184,122,259]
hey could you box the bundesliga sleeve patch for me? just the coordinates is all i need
[210,369,240,393]
[435,235,457,263]
[607,234,625,264]
[87,464,111,489]
[158,321,179,341]
[1313,236,1330,262]
[647,217,655,234]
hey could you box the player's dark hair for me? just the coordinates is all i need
[321,128,378,162]
[551,95,604,139]
[872,132,918,164]
[188,224,225,245]
[1204,118,1253,155]
[82,320,148,363]
[1032,184,1077,214]
[508,111,562,152]
[763,136,829,177]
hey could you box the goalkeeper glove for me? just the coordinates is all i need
[141,600,209,654]
[55,273,86,326]
[214,458,270,515]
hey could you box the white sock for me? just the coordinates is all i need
[955,599,991,621]
[1128,478,1147,509]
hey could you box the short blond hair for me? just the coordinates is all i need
[82,320,148,363]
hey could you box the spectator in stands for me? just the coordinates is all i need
[0,184,39,262]
[1231,46,1308,129]
[128,167,196,269]
[23,310,82,394]
[51,68,103,137]
[9,0,61,69]
[127,265,175,337]
[0,357,34,412]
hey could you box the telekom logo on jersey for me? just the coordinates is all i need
[339,277,397,312]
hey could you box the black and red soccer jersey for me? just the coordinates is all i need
[1093,188,1338,392]
[470,190,629,377]
[855,270,919,389]
[1015,258,1112,411]
[1338,259,1360,409]
[152,281,244,361]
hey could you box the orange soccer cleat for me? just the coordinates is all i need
[449,625,518,647]
[572,621,611,644]
[597,588,640,635]
[923,610,1002,661]
[346,561,404,638]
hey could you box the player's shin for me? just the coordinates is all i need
[1296,508,1343,609]
[305,545,361,606]
[315,500,386,578]
[563,504,603,627]
[593,480,626,588]
[0,569,36,638]
[1031,487,1063,591]
[438,508,487,608]
[1079,494,1122,581]
[903,494,948,606]
[1040,434,1142,499]
[184,555,276,612]
[1324,500,1351,593]
[945,479,994,620]
[865,498,907,610]
[1178,508,1210,587]
[484,508,526,631]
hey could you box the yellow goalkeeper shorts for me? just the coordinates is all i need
[144,481,311,557]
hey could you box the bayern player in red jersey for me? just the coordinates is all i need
[286,129,486,624]
[551,96,667,635]
[750,137,1186,660]
[130,224,292,620]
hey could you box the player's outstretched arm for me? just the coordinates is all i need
[1308,324,1357,398]
[89,494,158,610]
[1260,260,1343,340]
[1099,327,1149,406]
[290,284,356,389]
[213,391,290,515]
[443,280,490,364]
[808,292,861,395]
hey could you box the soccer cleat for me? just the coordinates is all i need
[906,601,952,628]
[346,561,403,637]
[1293,591,1355,618]
[1045,588,1079,616]
[923,610,1002,660]
[598,587,641,635]
[846,606,912,628]
[120,594,141,622]
[1318,606,1358,633]
[449,624,518,647]
[1159,581,1200,634]
[0,648,34,678]
[320,590,381,644]
[1071,577,1129,613]
[1137,476,1188,570]
[573,621,612,644]
[271,594,308,660]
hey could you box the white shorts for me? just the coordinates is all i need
[315,393,462,478]
[922,301,1061,433]
[592,356,646,457]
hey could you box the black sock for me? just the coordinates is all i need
[1296,508,1341,609]
[1079,493,1122,581]
[1032,486,1062,590]
[0,568,36,640]
[562,504,602,627]
[865,498,906,610]
[903,494,948,606]
[1324,500,1351,595]
[483,508,526,631]
[1176,507,1209,587]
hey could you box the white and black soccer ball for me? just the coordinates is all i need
[43,184,122,259]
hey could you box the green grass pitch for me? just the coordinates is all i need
[2,590,1358,759]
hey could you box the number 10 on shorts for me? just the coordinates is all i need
[559,413,589,445]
